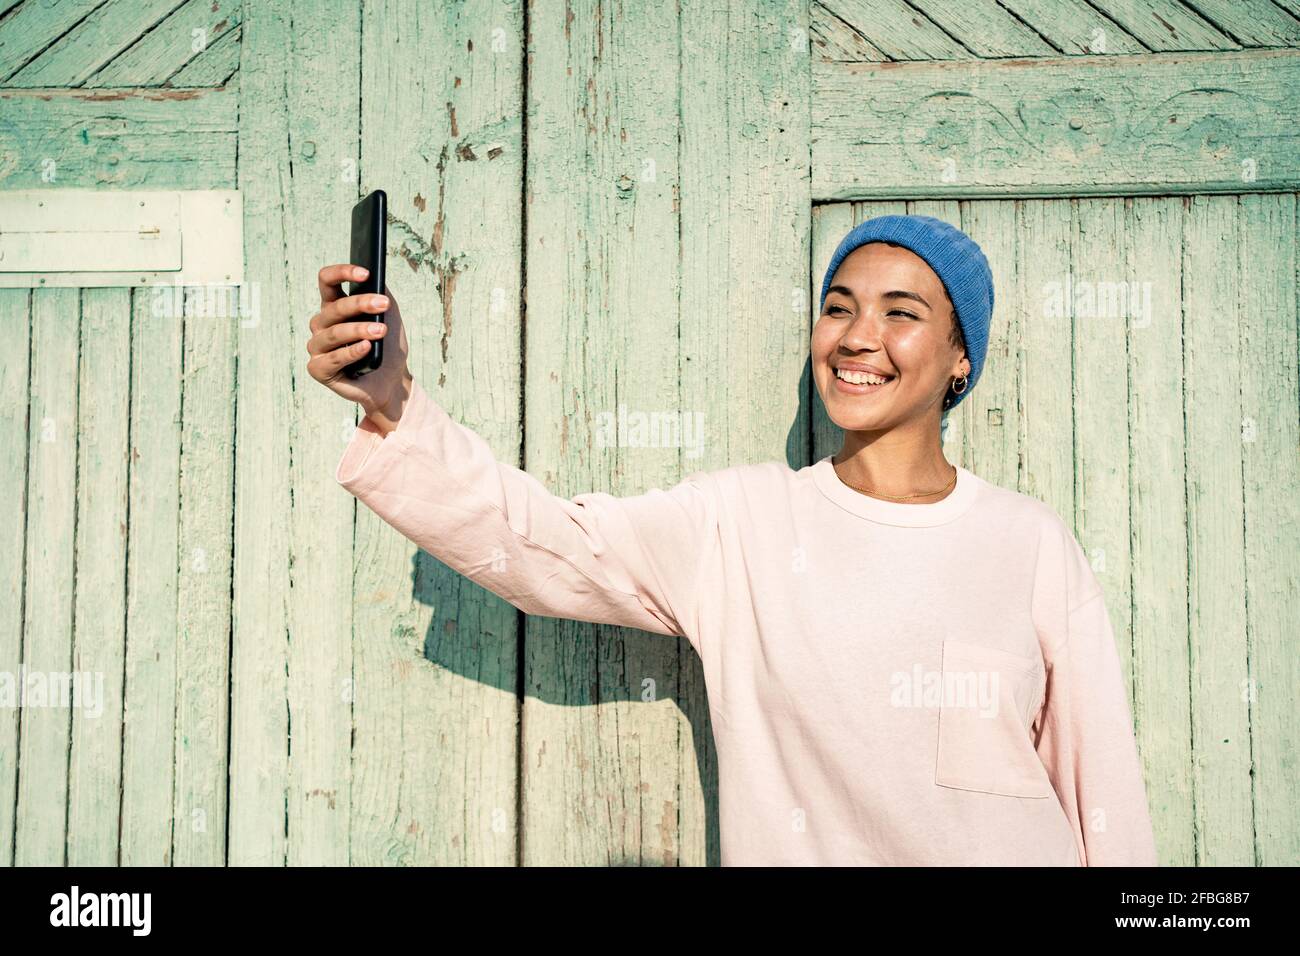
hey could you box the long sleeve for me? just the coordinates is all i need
[334,378,717,650]
[1033,586,1159,866]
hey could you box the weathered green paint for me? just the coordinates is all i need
[0,88,239,188]
[1,0,1297,869]
[814,51,1300,199]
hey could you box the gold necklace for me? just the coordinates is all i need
[832,458,957,501]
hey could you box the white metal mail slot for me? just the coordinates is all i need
[0,192,181,272]
[0,189,243,288]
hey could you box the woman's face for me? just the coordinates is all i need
[812,242,969,433]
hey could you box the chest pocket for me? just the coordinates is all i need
[935,639,1053,799]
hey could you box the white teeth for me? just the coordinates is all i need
[836,367,891,385]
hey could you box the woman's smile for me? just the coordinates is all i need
[832,363,896,396]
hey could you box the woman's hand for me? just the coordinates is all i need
[307,264,413,435]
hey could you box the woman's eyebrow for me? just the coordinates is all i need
[883,290,931,309]
[825,286,932,310]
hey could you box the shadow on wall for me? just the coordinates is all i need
[385,357,833,865]
[405,549,721,867]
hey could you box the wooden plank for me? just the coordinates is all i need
[66,288,130,865]
[810,1,888,61]
[1183,0,1300,47]
[1069,198,1136,715]
[812,51,1300,199]
[1182,195,1252,864]
[0,288,32,866]
[1086,0,1239,51]
[914,0,1057,58]
[120,287,183,865]
[994,0,1146,55]
[817,0,974,60]
[6,0,184,86]
[85,0,242,88]
[526,0,688,866]
[0,0,100,81]
[227,0,289,868]
[958,201,1018,488]
[278,0,357,867]
[1015,200,1073,513]
[13,288,79,865]
[168,25,240,87]
[0,87,238,188]
[171,292,235,865]
[1236,193,1300,864]
[347,0,522,867]
[1126,196,1193,865]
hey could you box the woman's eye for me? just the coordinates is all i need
[828,305,848,314]
[891,310,918,320]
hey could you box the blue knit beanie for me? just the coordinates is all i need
[819,214,993,412]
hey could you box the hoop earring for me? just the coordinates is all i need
[943,374,969,411]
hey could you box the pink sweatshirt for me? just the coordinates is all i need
[335,378,1160,867]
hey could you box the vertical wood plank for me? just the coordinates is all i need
[1016,199,1073,513]
[121,289,183,865]
[1182,194,1252,864]
[526,0,688,866]
[1127,196,1193,865]
[0,288,32,866]
[960,200,1019,488]
[1070,197,1134,680]
[172,292,236,865]
[228,0,291,866]
[349,0,523,866]
[1237,192,1300,864]
[14,288,79,865]
[278,0,359,866]
[66,288,131,865]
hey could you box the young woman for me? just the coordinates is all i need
[306,214,1159,867]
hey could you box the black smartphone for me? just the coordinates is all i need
[343,189,386,378]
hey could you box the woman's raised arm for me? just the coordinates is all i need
[307,270,717,650]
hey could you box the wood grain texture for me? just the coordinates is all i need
[1236,192,1299,864]
[85,0,242,88]
[1182,195,1253,865]
[525,0,689,867]
[227,0,291,868]
[5,0,193,87]
[0,87,239,188]
[349,0,523,867]
[1124,197,1194,865]
[0,289,31,867]
[813,51,1300,199]
[66,288,130,865]
[120,288,183,865]
[14,289,79,865]
[0,0,100,80]
[275,0,358,867]
[1084,0,1239,51]
[817,0,974,60]
[994,0,1146,55]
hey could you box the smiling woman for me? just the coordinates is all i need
[319,212,1160,866]
[814,215,989,503]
